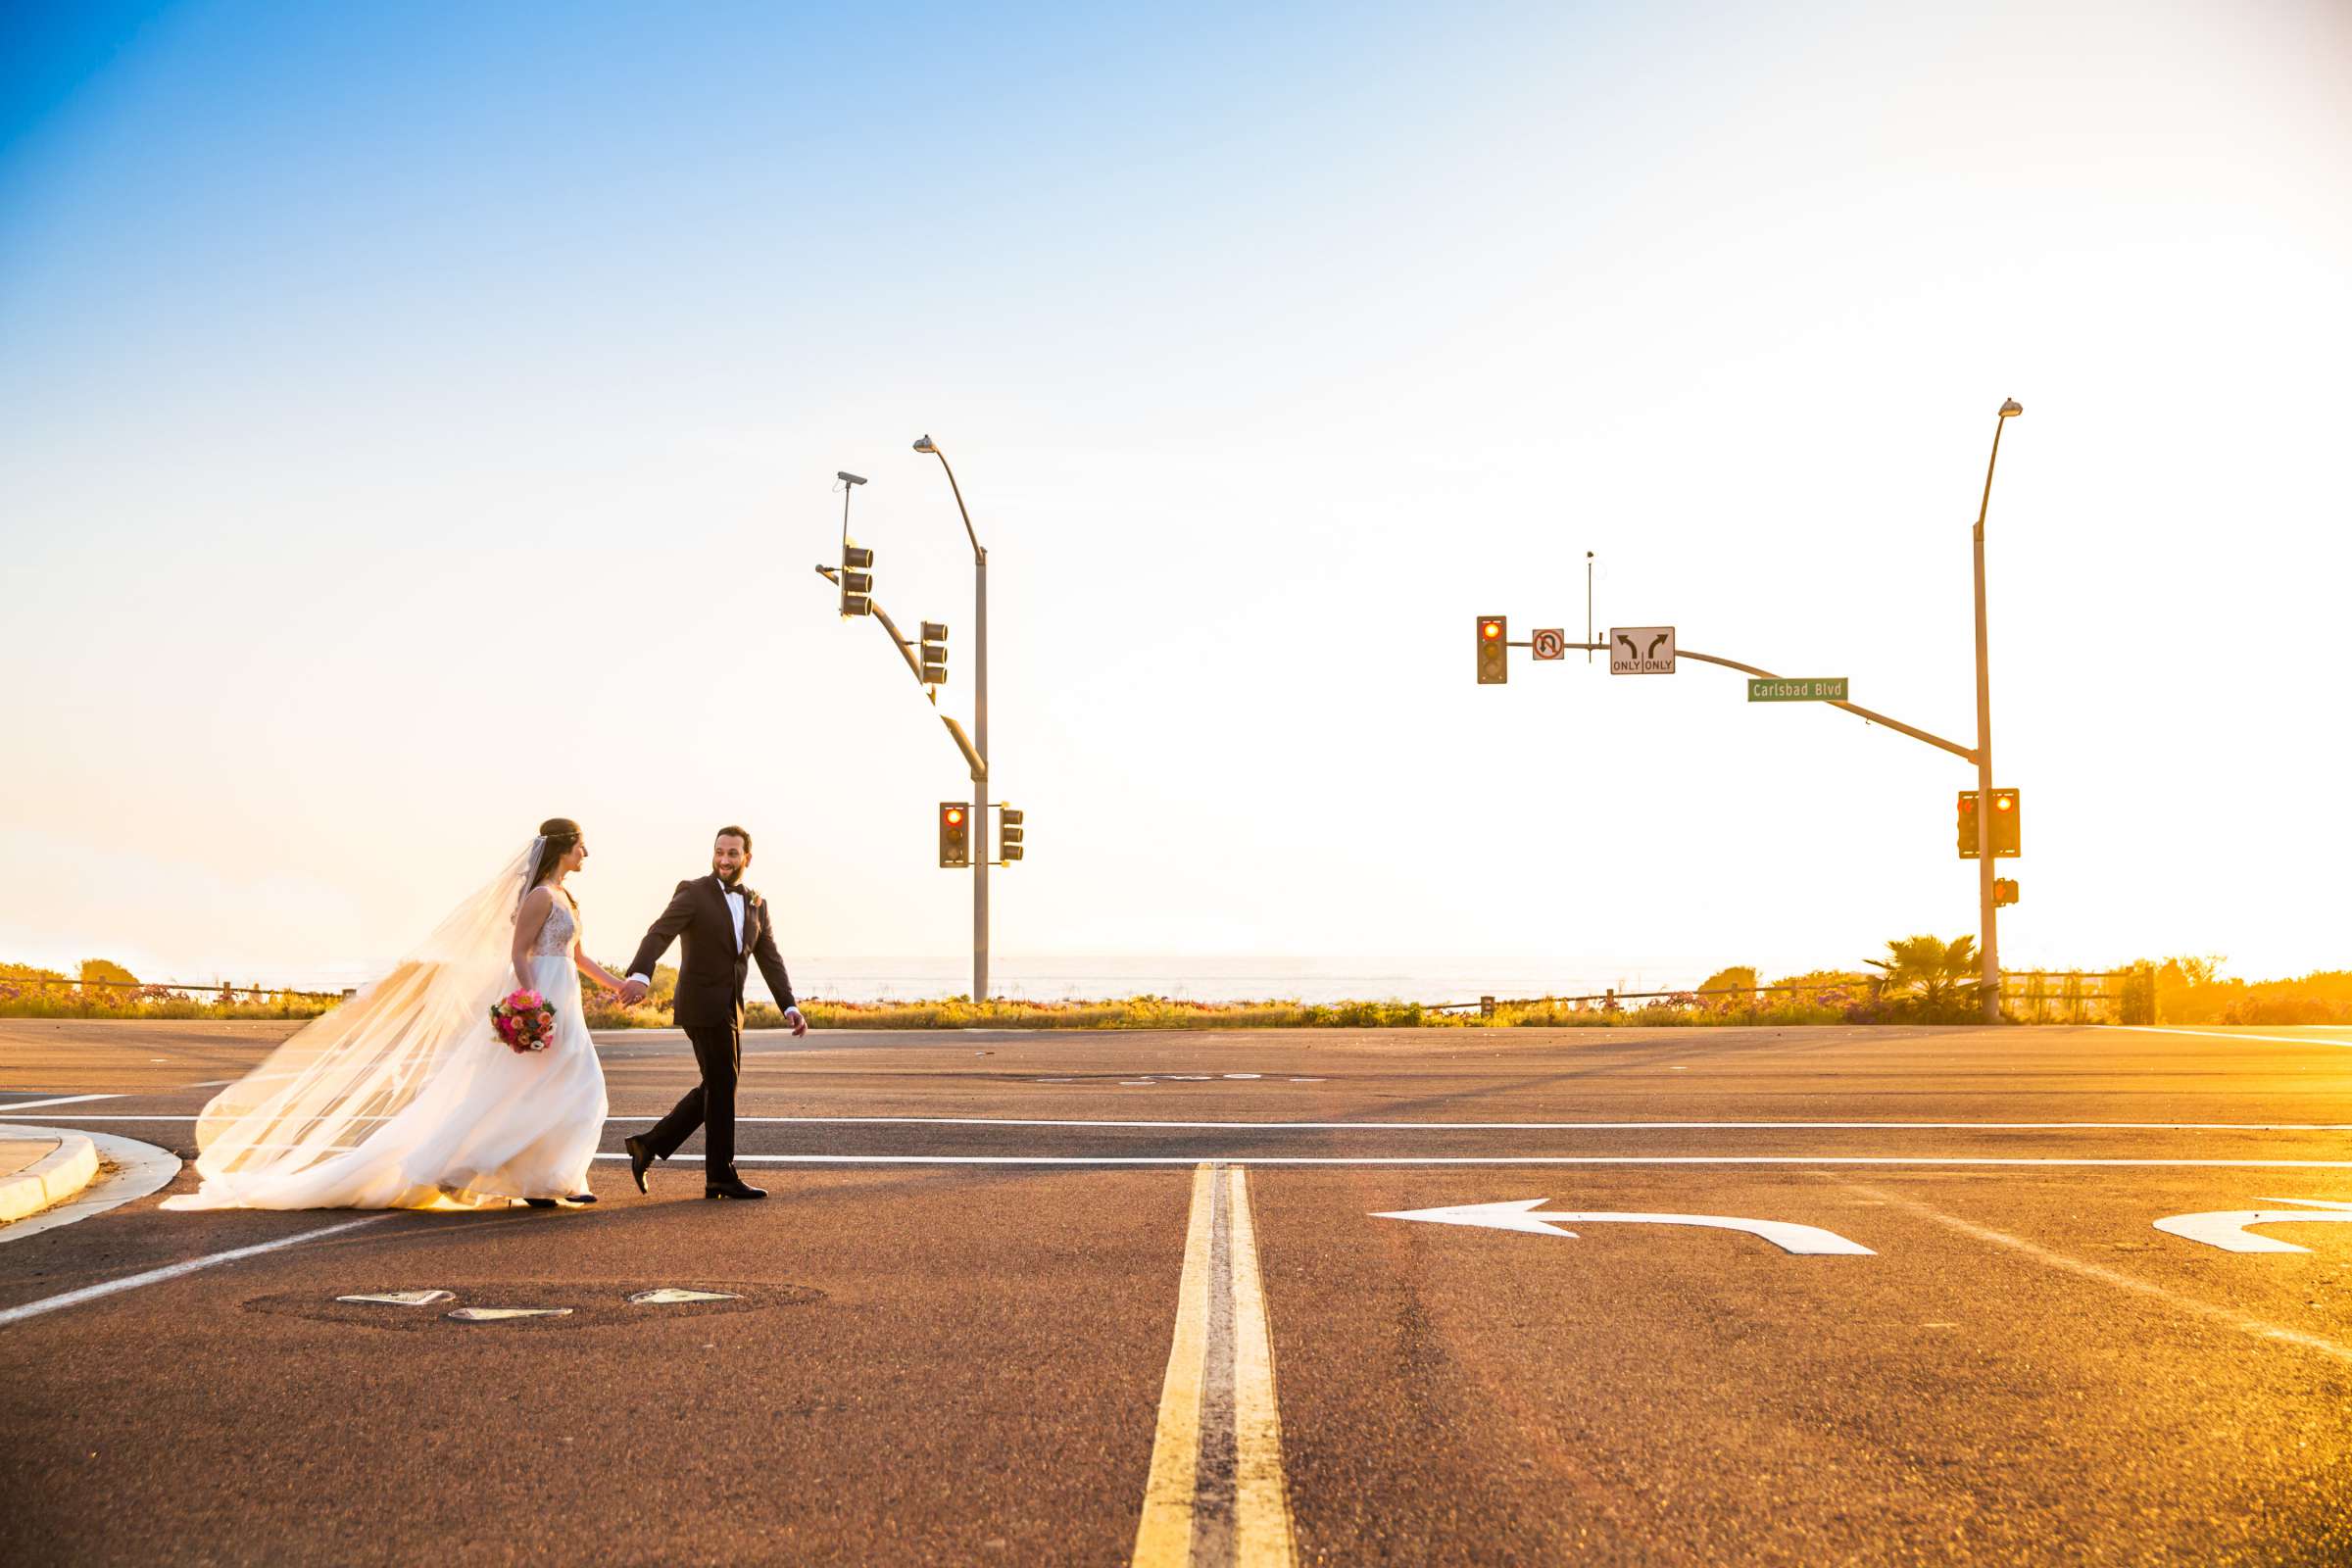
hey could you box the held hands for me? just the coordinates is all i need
[786,1005,808,1038]
[614,978,650,1007]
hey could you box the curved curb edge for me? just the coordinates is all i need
[0,1126,182,1245]
[0,1129,100,1224]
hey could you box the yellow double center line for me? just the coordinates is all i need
[1134,1163,1298,1567]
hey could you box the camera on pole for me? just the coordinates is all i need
[835,470,873,616]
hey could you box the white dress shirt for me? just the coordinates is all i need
[717,878,746,950]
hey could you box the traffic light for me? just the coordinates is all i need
[1993,877,2019,906]
[1477,615,1507,684]
[939,803,969,867]
[1958,789,2022,858]
[999,807,1023,862]
[919,621,948,686]
[839,544,874,617]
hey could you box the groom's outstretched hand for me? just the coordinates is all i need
[786,1005,808,1038]
[615,978,650,1006]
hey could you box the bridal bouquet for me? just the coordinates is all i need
[491,990,556,1054]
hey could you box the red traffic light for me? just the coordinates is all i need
[1993,795,2013,811]
[1480,620,1502,640]
[944,808,965,826]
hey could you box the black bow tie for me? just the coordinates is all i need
[716,880,743,897]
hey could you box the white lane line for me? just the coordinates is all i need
[593,1153,2352,1168]
[43,1114,2351,1132]
[0,1093,122,1112]
[1843,1182,2352,1367]
[2114,1026,2352,1049]
[0,1216,389,1329]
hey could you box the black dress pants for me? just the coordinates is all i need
[644,1022,741,1178]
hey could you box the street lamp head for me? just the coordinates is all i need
[1998,399,2023,418]
[837,470,867,486]
[912,434,938,454]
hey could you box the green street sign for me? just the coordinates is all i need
[1748,677,1848,703]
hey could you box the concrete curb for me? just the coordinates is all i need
[0,1128,102,1224]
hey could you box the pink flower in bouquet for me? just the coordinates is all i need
[491,989,557,1054]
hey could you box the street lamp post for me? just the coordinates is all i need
[914,435,990,1002]
[1973,399,2023,1022]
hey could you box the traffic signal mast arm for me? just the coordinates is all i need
[814,563,987,784]
[1676,647,1977,764]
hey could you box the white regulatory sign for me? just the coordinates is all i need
[1531,628,1567,661]
[1608,625,1676,674]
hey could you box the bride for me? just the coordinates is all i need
[164,818,622,1211]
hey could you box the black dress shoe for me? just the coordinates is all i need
[704,1176,767,1200]
[520,1197,560,1208]
[565,1193,597,1204]
[623,1135,654,1195]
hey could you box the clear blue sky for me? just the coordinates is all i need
[5,1,2349,987]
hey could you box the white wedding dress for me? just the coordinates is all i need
[164,841,610,1212]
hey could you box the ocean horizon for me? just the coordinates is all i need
[771,955,1828,1007]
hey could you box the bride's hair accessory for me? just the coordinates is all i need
[523,818,584,897]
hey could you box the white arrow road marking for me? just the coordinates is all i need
[1845,1181,2352,1366]
[446,1306,570,1322]
[2152,1197,2352,1254]
[337,1290,455,1306]
[627,1288,742,1305]
[1375,1200,1875,1255]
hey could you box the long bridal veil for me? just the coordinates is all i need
[175,837,541,1196]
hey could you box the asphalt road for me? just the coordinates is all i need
[3,1018,2349,1565]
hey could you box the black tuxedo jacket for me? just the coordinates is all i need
[627,875,797,1030]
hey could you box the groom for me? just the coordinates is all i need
[616,824,808,1200]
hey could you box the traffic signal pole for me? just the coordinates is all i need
[815,436,998,1004]
[1489,401,2022,1023]
[974,542,989,1002]
[917,437,991,1004]
[1970,403,2021,1023]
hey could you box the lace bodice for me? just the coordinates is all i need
[529,894,578,956]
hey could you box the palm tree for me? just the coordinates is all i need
[1866,934,1982,1019]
